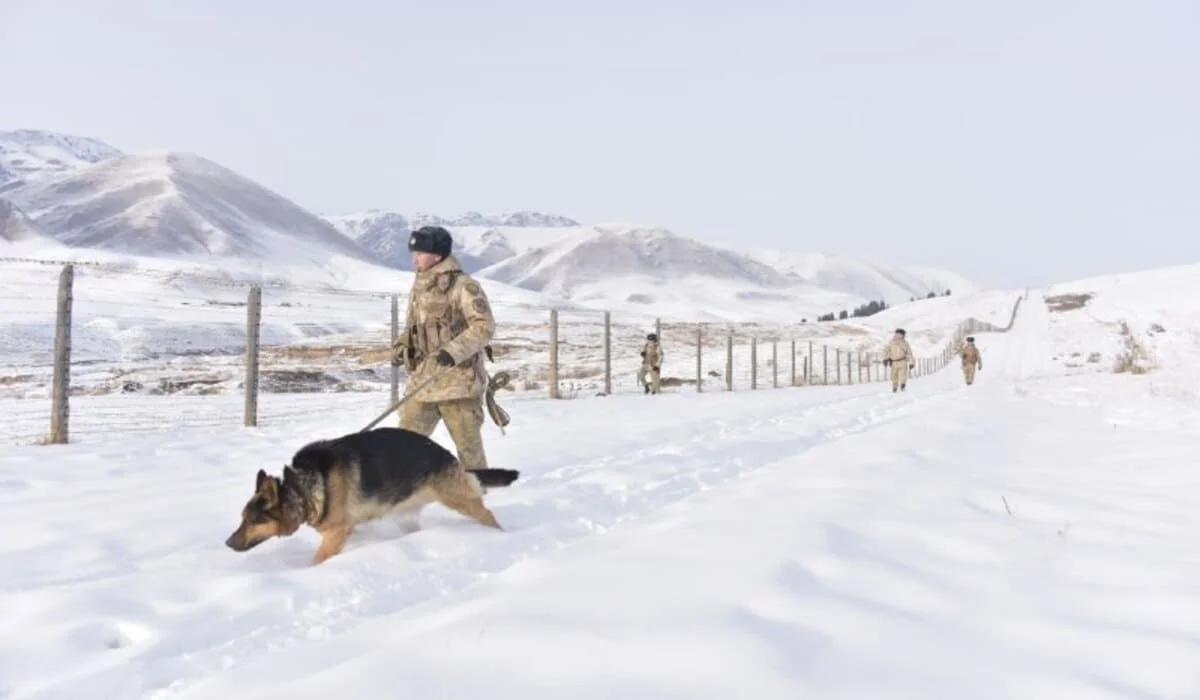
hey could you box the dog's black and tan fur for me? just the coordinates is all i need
[225,427,519,565]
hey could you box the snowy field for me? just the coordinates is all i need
[1,266,1198,699]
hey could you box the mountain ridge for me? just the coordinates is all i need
[1,128,978,320]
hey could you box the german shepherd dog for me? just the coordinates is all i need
[225,427,520,565]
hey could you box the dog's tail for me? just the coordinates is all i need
[469,468,520,488]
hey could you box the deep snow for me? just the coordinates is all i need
[1,274,1198,699]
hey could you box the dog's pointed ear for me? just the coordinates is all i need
[283,465,297,482]
[255,468,268,490]
[261,475,280,503]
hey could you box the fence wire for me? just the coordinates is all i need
[0,260,1024,445]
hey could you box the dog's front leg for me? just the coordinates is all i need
[311,524,354,566]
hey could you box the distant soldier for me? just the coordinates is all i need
[391,225,506,472]
[883,327,915,393]
[640,332,663,395]
[957,335,982,386]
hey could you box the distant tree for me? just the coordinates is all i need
[926,291,937,299]
[851,299,888,318]
[838,309,849,320]
[910,296,916,302]
[817,311,836,322]
[801,318,807,323]
[944,289,952,296]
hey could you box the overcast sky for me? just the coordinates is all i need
[2,0,1196,288]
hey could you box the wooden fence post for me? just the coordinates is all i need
[808,341,813,384]
[549,309,560,399]
[244,285,262,427]
[49,264,74,444]
[750,337,758,389]
[390,294,400,406]
[603,311,612,395]
[790,339,796,386]
[772,341,778,388]
[655,317,661,342]
[725,330,733,391]
[695,325,702,392]
[836,349,842,384]
[823,345,829,384]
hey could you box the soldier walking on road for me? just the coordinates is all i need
[957,336,982,386]
[640,332,663,395]
[390,225,508,472]
[883,328,915,393]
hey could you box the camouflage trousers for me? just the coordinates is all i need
[890,361,910,388]
[641,364,661,394]
[962,363,977,385]
[399,396,489,469]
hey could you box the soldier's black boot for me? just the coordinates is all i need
[644,384,650,395]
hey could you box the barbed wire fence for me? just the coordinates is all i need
[0,260,1025,445]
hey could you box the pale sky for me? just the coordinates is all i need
[1,0,1196,288]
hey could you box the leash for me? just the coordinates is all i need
[359,373,438,432]
[358,366,515,434]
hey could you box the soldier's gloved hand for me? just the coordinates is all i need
[391,344,409,367]
[653,366,659,372]
[435,350,456,367]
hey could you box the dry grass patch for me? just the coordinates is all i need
[1113,321,1155,375]
[1045,292,1093,312]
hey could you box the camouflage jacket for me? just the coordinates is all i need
[884,338,914,363]
[398,254,496,402]
[641,340,662,368]
[958,343,982,367]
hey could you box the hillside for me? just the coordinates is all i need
[0,128,978,322]
[2,151,381,270]
[330,209,974,320]
[0,199,45,244]
[2,262,1196,700]
[0,129,123,188]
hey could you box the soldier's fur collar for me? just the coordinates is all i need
[417,254,464,280]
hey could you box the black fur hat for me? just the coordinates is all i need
[647,333,658,341]
[966,336,975,342]
[408,226,453,256]
[894,328,906,336]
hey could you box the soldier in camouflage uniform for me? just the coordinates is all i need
[391,226,499,470]
[883,328,915,393]
[957,336,982,386]
[640,332,662,395]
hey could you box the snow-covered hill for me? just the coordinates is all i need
[730,245,975,306]
[1,128,977,323]
[412,210,580,229]
[324,210,575,272]
[2,151,381,269]
[0,199,46,244]
[330,210,973,320]
[0,129,123,188]
[1,263,1197,700]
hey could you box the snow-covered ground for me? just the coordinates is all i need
[2,270,1198,699]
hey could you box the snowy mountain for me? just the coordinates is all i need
[411,211,580,229]
[0,128,976,321]
[2,150,380,268]
[0,199,43,243]
[329,208,972,319]
[0,129,124,188]
[730,246,975,306]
